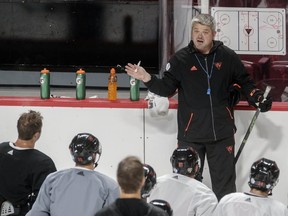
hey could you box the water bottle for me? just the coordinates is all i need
[40,68,50,99]
[76,68,86,100]
[108,68,117,100]
[130,77,140,101]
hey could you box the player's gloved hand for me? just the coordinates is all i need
[229,83,241,108]
[145,91,169,116]
[248,89,272,112]
[258,96,272,112]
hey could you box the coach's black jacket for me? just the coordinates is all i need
[145,40,257,142]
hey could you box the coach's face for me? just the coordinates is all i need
[191,23,215,54]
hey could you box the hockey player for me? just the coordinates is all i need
[148,147,218,216]
[142,164,174,215]
[213,158,288,216]
[95,156,168,216]
[0,110,56,216]
[141,164,157,200]
[26,133,119,216]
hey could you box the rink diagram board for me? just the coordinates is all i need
[211,7,286,55]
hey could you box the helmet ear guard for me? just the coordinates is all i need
[69,133,102,167]
[150,199,173,216]
[141,164,157,199]
[170,147,201,177]
[248,158,279,194]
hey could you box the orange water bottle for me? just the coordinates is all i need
[108,68,117,100]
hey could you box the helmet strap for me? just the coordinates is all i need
[93,153,101,168]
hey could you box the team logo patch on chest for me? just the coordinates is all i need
[214,62,222,70]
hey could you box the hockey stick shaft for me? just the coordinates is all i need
[234,85,272,164]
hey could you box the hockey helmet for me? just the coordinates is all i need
[248,158,279,193]
[150,199,173,216]
[69,133,102,166]
[170,147,200,177]
[141,164,157,199]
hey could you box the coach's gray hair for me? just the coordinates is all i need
[191,14,216,32]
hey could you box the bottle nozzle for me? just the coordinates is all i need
[41,68,50,73]
[76,68,85,74]
[110,68,116,74]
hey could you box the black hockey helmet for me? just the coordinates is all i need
[170,147,200,177]
[248,158,279,193]
[150,199,173,216]
[69,133,102,167]
[141,164,157,199]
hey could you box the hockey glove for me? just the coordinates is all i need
[258,96,272,112]
[248,89,272,112]
[145,91,169,116]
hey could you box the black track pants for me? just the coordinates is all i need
[178,136,236,201]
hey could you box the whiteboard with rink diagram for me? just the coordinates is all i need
[211,7,286,55]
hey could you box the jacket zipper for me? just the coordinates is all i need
[205,57,217,141]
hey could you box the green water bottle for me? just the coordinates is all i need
[40,68,50,99]
[130,76,140,101]
[76,68,86,100]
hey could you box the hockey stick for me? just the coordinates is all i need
[234,85,272,164]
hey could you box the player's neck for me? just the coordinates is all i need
[250,188,268,197]
[15,139,35,149]
[120,190,141,199]
[76,163,94,170]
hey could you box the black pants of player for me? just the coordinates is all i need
[178,136,236,201]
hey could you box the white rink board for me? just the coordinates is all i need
[0,106,287,205]
[0,106,144,179]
